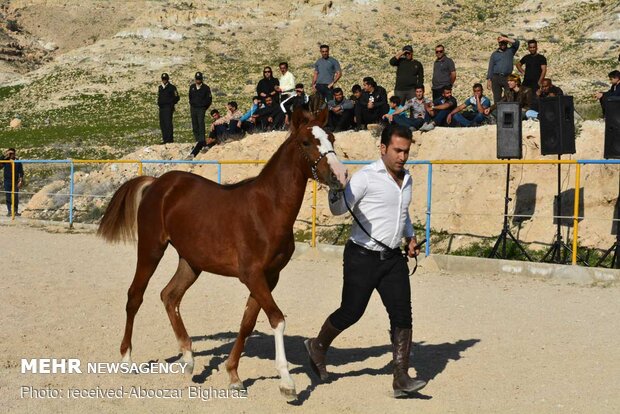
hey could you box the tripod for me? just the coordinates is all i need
[488,163,533,260]
[541,155,587,265]
[595,171,620,268]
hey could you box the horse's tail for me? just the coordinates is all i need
[97,176,157,243]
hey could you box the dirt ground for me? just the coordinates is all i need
[1,224,619,414]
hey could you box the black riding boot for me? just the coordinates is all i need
[304,318,342,381]
[392,327,427,398]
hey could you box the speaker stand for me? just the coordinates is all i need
[488,163,533,261]
[541,155,588,265]
[595,170,620,268]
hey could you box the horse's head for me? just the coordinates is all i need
[290,107,348,191]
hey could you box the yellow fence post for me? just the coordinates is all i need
[311,180,317,248]
[572,164,581,265]
[138,161,143,176]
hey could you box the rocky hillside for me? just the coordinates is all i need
[0,0,618,158]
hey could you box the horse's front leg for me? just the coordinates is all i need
[226,295,261,390]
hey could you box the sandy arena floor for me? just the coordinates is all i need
[1,224,619,413]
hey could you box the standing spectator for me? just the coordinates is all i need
[385,85,433,131]
[354,77,389,130]
[312,44,342,101]
[157,72,180,144]
[428,86,458,127]
[594,70,620,116]
[487,35,520,104]
[390,45,424,102]
[188,72,213,159]
[447,83,491,127]
[431,44,456,101]
[516,39,547,92]
[2,148,24,216]
[327,87,355,132]
[276,62,296,101]
[257,66,280,103]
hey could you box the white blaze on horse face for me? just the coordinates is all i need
[311,126,348,187]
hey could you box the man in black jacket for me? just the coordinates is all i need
[158,73,180,144]
[251,95,285,131]
[354,77,389,130]
[389,45,424,103]
[188,72,213,158]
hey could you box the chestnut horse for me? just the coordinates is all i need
[97,108,347,399]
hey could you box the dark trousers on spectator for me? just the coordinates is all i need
[355,103,388,127]
[315,83,333,101]
[328,109,354,132]
[452,112,487,127]
[328,241,412,333]
[433,109,452,126]
[394,88,417,103]
[159,105,174,143]
[393,114,428,130]
[4,181,18,214]
[491,74,509,104]
[190,106,207,143]
[258,112,285,131]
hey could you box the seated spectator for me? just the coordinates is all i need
[250,95,285,131]
[594,70,620,116]
[384,85,433,131]
[383,96,407,123]
[485,74,536,120]
[281,83,309,116]
[327,87,355,132]
[428,86,458,127]
[537,78,564,98]
[239,96,262,133]
[354,77,389,130]
[209,101,244,142]
[349,84,363,103]
[206,109,223,148]
[447,83,491,127]
[257,66,280,103]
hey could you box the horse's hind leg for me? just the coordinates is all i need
[225,295,261,390]
[160,257,199,375]
[120,238,167,363]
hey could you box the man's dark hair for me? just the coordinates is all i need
[473,83,483,90]
[333,87,343,95]
[252,96,260,101]
[210,109,219,116]
[362,76,375,84]
[279,62,288,69]
[443,85,453,92]
[609,70,620,79]
[227,101,238,109]
[527,39,538,45]
[436,44,445,49]
[415,85,425,91]
[389,96,401,105]
[320,44,329,50]
[381,125,412,147]
[295,83,304,89]
[8,147,16,152]
[351,84,362,93]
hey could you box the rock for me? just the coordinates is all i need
[9,118,22,128]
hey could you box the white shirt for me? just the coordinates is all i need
[278,71,296,93]
[329,158,414,250]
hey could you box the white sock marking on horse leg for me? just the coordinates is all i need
[273,321,295,391]
[121,349,132,364]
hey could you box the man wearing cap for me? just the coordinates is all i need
[487,35,520,104]
[188,71,213,158]
[389,45,424,103]
[158,73,180,144]
[431,44,457,101]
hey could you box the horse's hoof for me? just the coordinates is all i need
[279,386,297,400]
[121,351,132,364]
[184,362,194,377]
[230,381,245,392]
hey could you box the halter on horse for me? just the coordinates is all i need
[97,108,347,400]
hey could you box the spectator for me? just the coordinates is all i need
[312,44,342,101]
[239,96,262,133]
[276,62,296,101]
[594,70,620,115]
[447,83,491,127]
[251,95,285,131]
[188,71,213,159]
[157,72,180,144]
[531,78,563,112]
[257,66,280,103]
[350,84,363,103]
[354,77,389,130]
[487,35,520,104]
[2,148,24,216]
[383,96,407,123]
[385,85,433,131]
[516,39,547,92]
[206,109,223,148]
[327,87,355,132]
[428,86,458,127]
[431,44,456,101]
[390,45,424,102]
[209,101,243,142]
[485,74,536,120]
[281,83,309,116]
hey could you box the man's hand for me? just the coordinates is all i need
[407,238,421,258]
[384,114,393,122]
[595,92,603,100]
[267,116,273,123]
[367,102,374,109]
[447,113,453,124]
[487,79,492,90]
[327,82,334,89]
[483,108,491,115]
[17,180,22,189]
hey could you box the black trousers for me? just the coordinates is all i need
[159,105,174,143]
[329,241,413,333]
[354,103,388,127]
[491,74,509,104]
[328,109,354,132]
[4,182,18,214]
[190,106,207,143]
